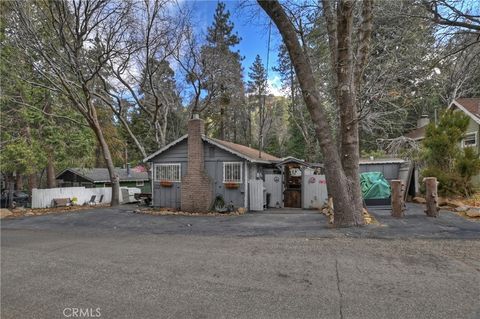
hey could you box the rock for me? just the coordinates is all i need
[455,206,469,212]
[0,209,13,219]
[25,212,35,216]
[465,208,480,218]
[412,197,426,204]
[438,197,449,206]
[447,199,466,208]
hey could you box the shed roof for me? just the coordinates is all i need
[404,126,427,141]
[57,168,149,183]
[359,158,405,165]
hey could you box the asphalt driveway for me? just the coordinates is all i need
[1,205,480,319]
[1,203,479,239]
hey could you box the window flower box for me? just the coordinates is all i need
[160,180,173,187]
[224,182,240,189]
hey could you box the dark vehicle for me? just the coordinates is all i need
[1,190,29,208]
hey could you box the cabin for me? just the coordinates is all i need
[56,167,151,193]
[144,115,331,212]
[143,115,282,212]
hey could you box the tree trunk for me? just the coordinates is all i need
[8,176,14,209]
[15,173,23,191]
[89,112,120,206]
[220,104,225,140]
[258,0,364,226]
[390,180,404,218]
[336,0,364,223]
[46,153,56,188]
[424,177,439,217]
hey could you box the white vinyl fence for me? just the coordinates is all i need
[32,187,114,208]
[302,174,328,209]
[248,180,265,211]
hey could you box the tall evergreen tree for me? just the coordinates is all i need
[201,2,245,141]
[247,55,268,148]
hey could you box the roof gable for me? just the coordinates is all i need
[143,135,188,162]
[448,98,480,125]
[143,135,280,164]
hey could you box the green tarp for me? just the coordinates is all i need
[360,172,391,199]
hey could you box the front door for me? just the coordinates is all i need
[284,189,301,208]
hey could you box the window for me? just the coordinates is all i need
[223,162,242,183]
[154,164,181,182]
[462,132,477,148]
[136,181,144,187]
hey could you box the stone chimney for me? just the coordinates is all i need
[417,115,430,128]
[180,114,213,212]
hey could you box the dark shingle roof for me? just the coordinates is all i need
[60,168,149,183]
[404,126,427,140]
[454,98,480,120]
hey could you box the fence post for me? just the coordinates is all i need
[390,180,405,218]
[424,177,439,217]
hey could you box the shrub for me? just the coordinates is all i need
[420,111,480,196]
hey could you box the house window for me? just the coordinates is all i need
[223,162,242,183]
[154,164,181,182]
[136,181,144,187]
[462,132,477,148]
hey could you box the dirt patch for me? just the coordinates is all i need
[134,207,246,216]
[3,204,110,218]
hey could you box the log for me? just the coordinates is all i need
[390,180,404,218]
[424,177,439,217]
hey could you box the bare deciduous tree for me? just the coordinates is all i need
[102,0,186,155]
[12,0,134,205]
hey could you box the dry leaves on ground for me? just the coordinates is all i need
[2,204,109,218]
[134,207,247,217]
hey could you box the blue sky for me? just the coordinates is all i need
[188,0,284,95]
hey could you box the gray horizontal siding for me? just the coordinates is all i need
[150,138,247,209]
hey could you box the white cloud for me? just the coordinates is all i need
[267,75,287,96]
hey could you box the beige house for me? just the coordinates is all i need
[404,98,480,187]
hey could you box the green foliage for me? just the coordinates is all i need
[0,140,46,175]
[206,2,240,48]
[456,147,480,181]
[421,111,480,196]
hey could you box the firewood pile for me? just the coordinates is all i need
[319,197,377,225]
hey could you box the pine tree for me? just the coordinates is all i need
[201,2,245,141]
[247,55,268,152]
[421,111,480,196]
[206,2,240,49]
